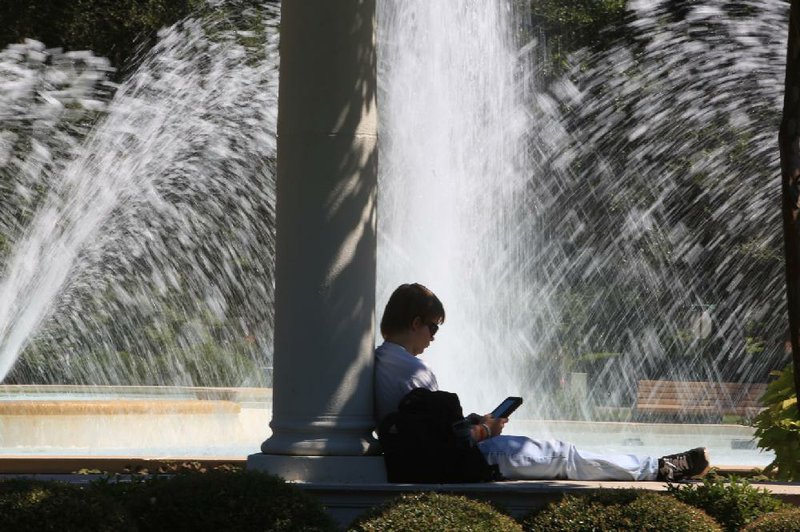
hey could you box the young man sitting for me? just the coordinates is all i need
[375,282,710,483]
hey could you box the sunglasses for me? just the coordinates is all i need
[426,322,439,337]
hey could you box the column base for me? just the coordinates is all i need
[246,454,387,483]
[261,416,381,456]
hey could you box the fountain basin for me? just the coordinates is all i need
[0,385,272,458]
[0,385,774,468]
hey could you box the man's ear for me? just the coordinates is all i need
[411,316,423,330]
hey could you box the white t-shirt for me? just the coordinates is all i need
[374,341,439,422]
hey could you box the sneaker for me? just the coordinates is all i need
[657,447,710,481]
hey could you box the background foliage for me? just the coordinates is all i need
[0,0,203,78]
[753,364,800,481]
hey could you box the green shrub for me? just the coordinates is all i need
[523,489,722,532]
[667,476,787,531]
[523,495,621,531]
[741,507,800,532]
[124,471,335,532]
[349,492,522,532]
[754,363,800,481]
[0,472,333,532]
[0,479,133,531]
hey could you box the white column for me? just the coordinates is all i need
[250,0,382,479]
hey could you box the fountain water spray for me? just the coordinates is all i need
[0,3,280,386]
[0,0,790,435]
[377,0,789,421]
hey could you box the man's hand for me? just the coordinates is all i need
[467,413,507,441]
[480,414,507,437]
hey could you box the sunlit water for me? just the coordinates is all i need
[0,0,788,464]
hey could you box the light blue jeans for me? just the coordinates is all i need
[478,435,659,481]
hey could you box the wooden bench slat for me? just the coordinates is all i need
[633,380,767,420]
[638,381,757,388]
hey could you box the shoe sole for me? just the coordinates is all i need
[692,448,711,478]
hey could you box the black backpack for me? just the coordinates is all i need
[377,388,497,483]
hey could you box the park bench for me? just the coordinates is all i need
[633,380,767,423]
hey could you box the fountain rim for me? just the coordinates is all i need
[0,384,272,402]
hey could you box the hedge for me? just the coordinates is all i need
[349,492,522,532]
[0,472,335,532]
[522,489,722,532]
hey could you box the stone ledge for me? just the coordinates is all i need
[247,454,387,483]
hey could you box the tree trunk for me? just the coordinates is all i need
[780,0,800,398]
